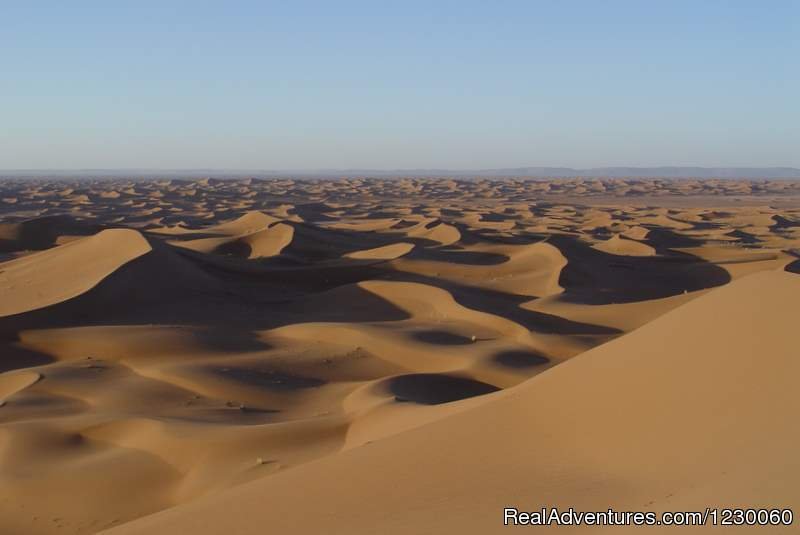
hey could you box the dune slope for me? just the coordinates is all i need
[0,229,151,317]
[1,178,798,534]
[105,270,799,534]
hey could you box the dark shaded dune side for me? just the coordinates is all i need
[787,259,800,274]
[276,222,399,262]
[401,247,508,265]
[411,330,473,345]
[287,202,338,222]
[642,228,704,249]
[0,236,412,341]
[0,338,55,373]
[173,244,394,293]
[280,283,410,322]
[150,230,228,241]
[548,234,731,304]
[771,215,800,231]
[211,367,326,391]
[0,215,102,252]
[492,350,550,368]
[0,264,410,337]
[725,229,761,245]
[389,220,418,230]
[389,374,500,405]
[450,222,544,245]
[0,239,227,335]
[378,270,621,335]
[211,239,252,257]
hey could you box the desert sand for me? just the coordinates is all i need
[0,177,798,534]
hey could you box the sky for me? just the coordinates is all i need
[1,0,798,170]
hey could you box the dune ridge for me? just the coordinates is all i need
[103,270,800,535]
[0,177,797,534]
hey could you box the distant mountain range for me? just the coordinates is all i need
[2,167,799,179]
[469,167,800,178]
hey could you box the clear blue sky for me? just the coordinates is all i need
[1,0,798,169]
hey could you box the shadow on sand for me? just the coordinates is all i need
[548,234,731,305]
[389,373,500,405]
[493,350,550,368]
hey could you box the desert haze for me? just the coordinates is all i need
[0,177,798,534]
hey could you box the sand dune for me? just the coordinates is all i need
[171,222,295,259]
[0,229,151,316]
[104,271,800,535]
[0,177,797,534]
[591,234,656,256]
[0,370,40,404]
[344,242,414,260]
[0,215,100,253]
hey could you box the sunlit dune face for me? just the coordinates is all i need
[0,177,798,534]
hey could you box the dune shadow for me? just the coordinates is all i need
[0,241,411,336]
[689,221,724,231]
[642,228,704,249]
[771,215,800,231]
[548,234,731,305]
[0,340,55,373]
[379,271,621,335]
[289,203,336,222]
[389,220,418,230]
[279,221,403,262]
[452,223,542,245]
[440,208,464,218]
[480,212,514,223]
[212,367,326,391]
[212,240,252,257]
[0,215,101,253]
[725,229,761,244]
[412,330,473,345]
[389,373,500,405]
[493,350,550,368]
[406,247,509,265]
[193,328,271,352]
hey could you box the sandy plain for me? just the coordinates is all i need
[0,177,798,534]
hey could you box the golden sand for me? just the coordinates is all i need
[0,177,797,534]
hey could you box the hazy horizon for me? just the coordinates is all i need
[2,166,800,180]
